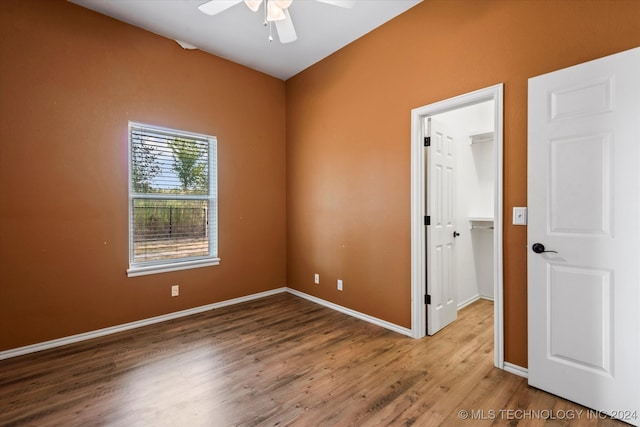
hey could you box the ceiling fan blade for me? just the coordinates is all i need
[245,0,263,12]
[198,0,243,16]
[314,0,356,8]
[274,9,297,43]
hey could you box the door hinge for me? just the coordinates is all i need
[424,136,431,147]
[425,294,431,305]
[424,215,430,226]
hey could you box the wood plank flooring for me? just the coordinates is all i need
[0,293,628,426]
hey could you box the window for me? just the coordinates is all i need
[127,122,218,277]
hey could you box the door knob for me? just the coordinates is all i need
[453,231,460,238]
[532,243,558,254]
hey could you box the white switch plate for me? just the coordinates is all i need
[337,279,343,291]
[314,274,319,284]
[513,207,527,225]
[171,284,179,297]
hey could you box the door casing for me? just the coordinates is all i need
[410,84,505,369]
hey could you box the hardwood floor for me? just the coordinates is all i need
[0,293,628,426]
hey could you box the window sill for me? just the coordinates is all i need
[127,258,220,277]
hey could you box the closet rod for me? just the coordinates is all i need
[469,225,494,230]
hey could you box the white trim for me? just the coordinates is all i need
[286,288,414,337]
[127,257,221,277]
[458,295,494,310]
[410,104,427,338]
[457,294,480,310]
[411,84,505,369]
[503,362,528,378]
[494,85,505,370]
[0,287,419,361]
[0,287,286,361]
[127,121,219,276]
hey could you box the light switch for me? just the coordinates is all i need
[513,207,527,225]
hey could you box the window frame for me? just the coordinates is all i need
[126,121,219,277]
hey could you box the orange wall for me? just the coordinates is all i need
[285,0,640,367]
[0,0,286,350]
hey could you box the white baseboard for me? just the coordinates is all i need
[286,288,413,337]
[0,287,287,361]
[458,294,496,310]
[458,295,480,310]
[503,362,528,378]
[3,286,498,361]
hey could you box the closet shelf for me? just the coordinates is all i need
[469,217,494,230]
[469,130,494,145]
[468,216,494,222]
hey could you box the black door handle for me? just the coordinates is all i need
[532,243,558,254]
[453,231,460,238]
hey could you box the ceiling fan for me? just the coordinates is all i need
[198,0,356,43]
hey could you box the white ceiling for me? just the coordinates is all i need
[69,0,422,80]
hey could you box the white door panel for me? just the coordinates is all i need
[528,47,640,425]
[426,118,457,335]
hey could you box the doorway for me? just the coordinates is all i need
[434,100,496,308]
[410,84,505,369]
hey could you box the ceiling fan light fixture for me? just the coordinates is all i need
[266,1,286,21]
[244,0,263,12]
[197,0,318,44]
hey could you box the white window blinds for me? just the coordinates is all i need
[127,122,218,277]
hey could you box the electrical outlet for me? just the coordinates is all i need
[314,274,320,284]
[171,284,179,297]
[337,279,343,291]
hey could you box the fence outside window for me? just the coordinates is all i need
[131,201,209,262]
[133,205,207,241]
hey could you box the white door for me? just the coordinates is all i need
[528,47,640,425]
[426,117,458,335]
